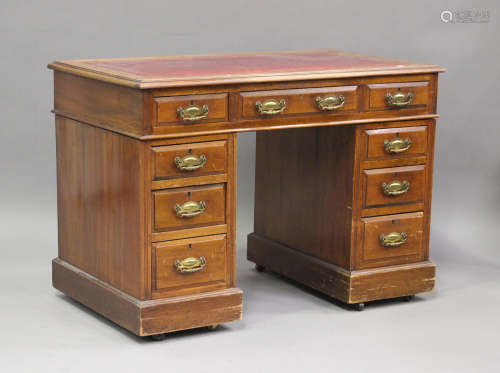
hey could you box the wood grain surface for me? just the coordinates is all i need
[153,183,226,232]
[247,233,435,303]
[362,165,427,209]
[358,212,425,269]
[240,85,360,118]
[55,117,149,299]
[363,125,428,160]
[155,93,228,125]
[153,234,228,298]
[253,125,356,268]
[153,140,227,180]
[53,258,243,336]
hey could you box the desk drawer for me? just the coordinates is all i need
[240,86,359,119]
[153,184,226,232]
[153,140,227,180]
[155,93,228,125]
[359,212,425,269]
[364,125,428,160]
[153,234,228,296]
[366,81,430,112]
[362,165,426,209]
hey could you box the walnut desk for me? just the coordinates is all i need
[48,50,444,338]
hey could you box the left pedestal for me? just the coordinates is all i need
[53,113,241,337]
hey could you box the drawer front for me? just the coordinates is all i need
[240,86,359,119]
[155,93,228,125]
[364,125,428,160]
[153,140,227,180]
[363,165,426,209]
[366,81,430,112]
[154,184,226,232]
[153,234,227,295]
[359,212,425,268]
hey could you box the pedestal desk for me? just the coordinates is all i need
[48,50,444,338]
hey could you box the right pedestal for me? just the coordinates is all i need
[248,121,436,305]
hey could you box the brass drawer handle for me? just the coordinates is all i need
[382,180,410,196]
[174,200,206,218]
[384,137,412,154]
[315,95,345,111]
[379,232,407,247]
[256,99,286,115]
[174,256,206,273]
[385,92,413,107]
[177,104,209,121]
[174,154,207,171]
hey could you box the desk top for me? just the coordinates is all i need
[48,50,444,89]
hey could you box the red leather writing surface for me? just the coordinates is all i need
[49,50,443,88]
[68,50,415,80]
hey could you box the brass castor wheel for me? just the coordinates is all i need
[206,324,219,331]
[255,264,265,272]
[354,302,365,311]
[403,295,414,302]
[150,333,167,341]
